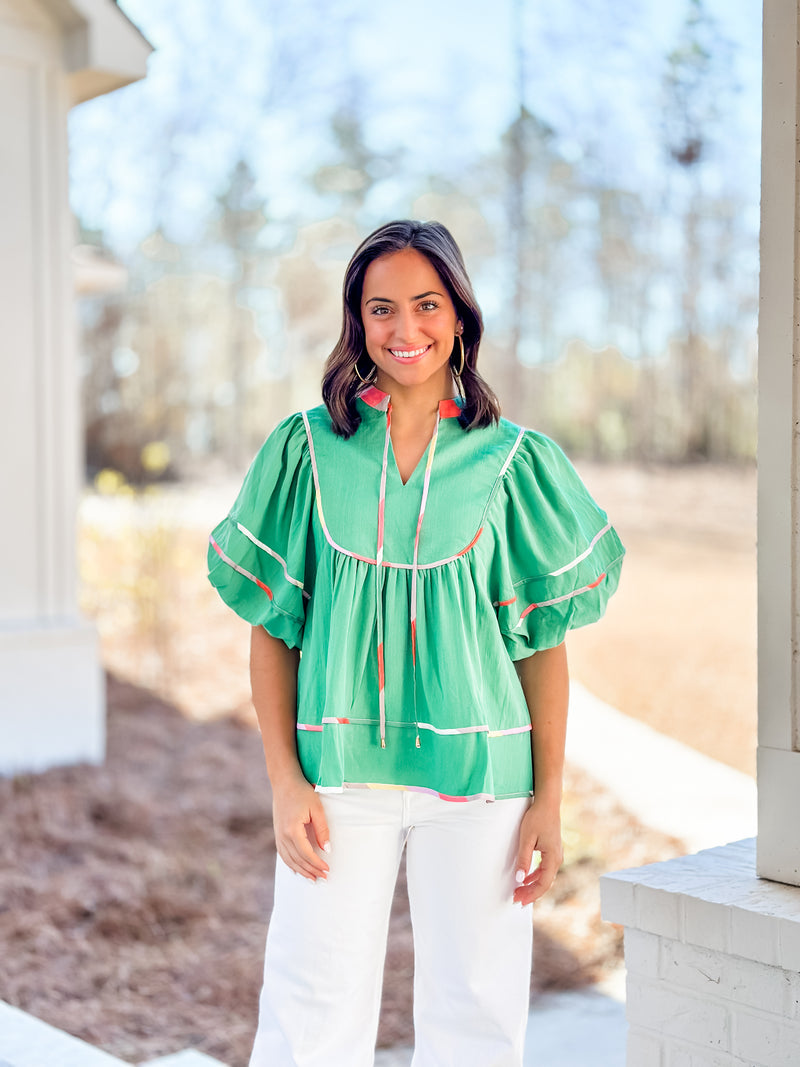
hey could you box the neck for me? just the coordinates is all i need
[374,367,457,425]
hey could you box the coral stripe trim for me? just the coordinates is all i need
[210,536,273,599]
[235,521,310,597]
[301,412,494,568]
[357,385,464,420]
[517,573,607,622]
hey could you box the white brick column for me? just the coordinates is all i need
[0,1,149,774]
[602,841,800,1066]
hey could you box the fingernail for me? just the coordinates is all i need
[316,877,327,885]
[515,869,525,884]
[322,842,332,854]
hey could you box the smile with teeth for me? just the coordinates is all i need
[388,344,432,360]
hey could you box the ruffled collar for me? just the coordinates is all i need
[356,383,465,420]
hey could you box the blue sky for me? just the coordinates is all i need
[68,0,762,254]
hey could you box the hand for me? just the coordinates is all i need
[512,797,563,906]
[271,772,331,883]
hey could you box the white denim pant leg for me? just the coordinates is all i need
[248,789,407,1067]
[407,793,533,1067]
[248,790,533,1067]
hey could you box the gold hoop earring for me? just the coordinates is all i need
[354,359,374,383]
[453,334,465,377]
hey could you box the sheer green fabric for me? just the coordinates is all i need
[208,393,624,801]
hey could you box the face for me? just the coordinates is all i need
[360,248,461,396]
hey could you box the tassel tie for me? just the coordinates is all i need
[376,402,441,749]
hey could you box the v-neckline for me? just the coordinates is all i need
[388,432,431,488]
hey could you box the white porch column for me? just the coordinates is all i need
[0,0,150,773]
[756,0,800,886]
[600,3,800,1063]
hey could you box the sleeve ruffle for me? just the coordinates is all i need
[488,430,625,660]
[207,413,315,650]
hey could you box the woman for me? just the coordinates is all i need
[207,219,624,1067]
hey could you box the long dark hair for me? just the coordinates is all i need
[321,220,501,437]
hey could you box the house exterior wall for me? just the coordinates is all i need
[0,0,148,774]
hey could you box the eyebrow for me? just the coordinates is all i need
[365,290,444,304]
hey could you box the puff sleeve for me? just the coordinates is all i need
[207,413,315,650]
[488,430,625,660]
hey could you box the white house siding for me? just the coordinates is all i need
[0,0,148,773]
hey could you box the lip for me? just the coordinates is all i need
[387,344,432,364]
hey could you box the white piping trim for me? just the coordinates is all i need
[302,410,375,564]
[312,717,532,738]
[498,426,526,477]
[236,521,311,598]
[513,573,608,627]
[315,783,507,802]
[210,536,270,595]
[547,523,612,577]
[300,413,524,569]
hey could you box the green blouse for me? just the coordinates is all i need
[207,384,624,802]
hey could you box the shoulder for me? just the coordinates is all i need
[487,422,600,518]
[497,421,577,478]
[242,410,313,487]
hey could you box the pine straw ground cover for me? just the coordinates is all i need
[0,674,682,1067]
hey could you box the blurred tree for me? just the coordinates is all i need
[212,158,268,467]
[662,0,735,459]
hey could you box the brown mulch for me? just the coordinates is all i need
[0,673,682,1066]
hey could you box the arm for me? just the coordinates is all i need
[512,641,569,905]
[250,625,330,881]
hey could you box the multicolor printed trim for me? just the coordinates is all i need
[235,521,310,598]
[301,409,376,564]
[410,410,440,665]
[375,403,393,745]
[315,781,534,803]
[209,536,273,598]
[357,384,464,419]
[297,719,531,737]
[357,384,391,412]
[516,572,607,624]
[301,410,490,568]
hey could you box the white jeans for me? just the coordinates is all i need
[249,789,533,1067]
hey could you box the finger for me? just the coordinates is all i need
[514,857,560,904]
[278,844,317,881]
[514,838,538,885]
[282,840,327,882]
[297,822,331,870]
[309,800,331,855]
[515,847,542,887]
[282,825,330,875]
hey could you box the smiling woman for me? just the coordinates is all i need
[206,218,625,1067]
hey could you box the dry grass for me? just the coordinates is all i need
[0,675,680,1065]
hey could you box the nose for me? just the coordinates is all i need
[392,307,418,343]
